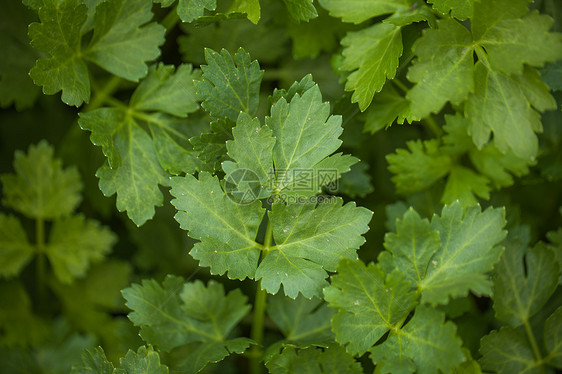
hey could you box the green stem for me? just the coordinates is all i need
[161,4,180,33]
[391,78,409,95]
[36,217,46,304]
[523,319,544,371]
[249,219,274,374]
[423,114,443,137]
[85,75,123,112]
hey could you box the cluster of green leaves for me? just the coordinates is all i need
[1,0,562,373]
[171,49,372,298]
[0,142,136,372]
[0,141,115,283]
[321,0,562,208]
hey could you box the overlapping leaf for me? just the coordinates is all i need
[171,172,371,297]
[492,227,560,327]
[266,345,362,374]
[257,199,372,297]
[388,114,534,205]
[170,172,265,280]
[195,48,263,122]
[427,0,475,21]
[386,139,452,195]
[370,306,465,374]
[28,0,165,106]
[72,346,168,374]
[223,83,357,198]
[323,260,417,355]
[267,294,334,346]
[122,276,252,373]
[379,202,506,306]
[479,328,539,374]
[282,0,317,22]
[406,0,562,159]
[79,63,201,225]
[339,23,402,111]
[407,18,474,119]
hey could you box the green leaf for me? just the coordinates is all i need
[318,0,410,24]
[46,215,116,283]
[267,294,334,345]
[370,306,465,374]
[282,0,318,22]
[379,203,506,305]
[270,74,316,105]
[362,83,411,133]
[476,11,562,76]
[469,143,532,189]
[323,259,417,355]
[470,0,530,41]
[28,0,165,106]
[544,306,562,368]
[427,0,475,20]
[170,172,265,280]
[378,208,441,290]
[177,0,217,22]
[337,162,374,198]
[0,1,40,109]
[177,338,254,374]
[85,0,165,81]
[514,66,557,113]
[266,85,356,196]
[72,345,168,374]
[466,62,543,161]
[386,139,453,195]
[224,112,276,194]
[442,166,490,206]
[122,277,252,373]
[0,214,34,278]
[479,327,538,374]
[229,0,261,24]
[542,61,562,91]
[71,346,115,374]
[384,4,436,28]
[340,23,403,111]
[0,141,82,219]
[407,18,474,119]
[492,232,560,327]
[421,202,506,305]
[195,48,263,122]
[0,280,49,346]
[36,321,97,374]
[266,345,363,374]
[224,83,357,198]
[130,63,200,117]
[118,346,169,374]
[190,118,234,172]
[257,198,372,298]
[28,0,90,106]
[79,108,169,226]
